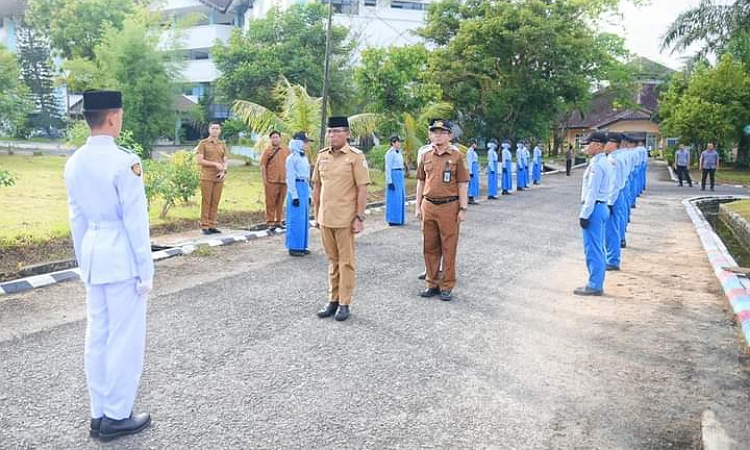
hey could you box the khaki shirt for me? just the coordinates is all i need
[417,146,470,199]
[196,137,228,181]
[260,145,290,184]
[312,144,371,228]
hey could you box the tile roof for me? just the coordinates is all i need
[563,83,659,130]
[198,0,235,13]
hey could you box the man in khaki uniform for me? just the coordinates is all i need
[260,130,290,229]
[312,116,370,322]
[416,119,469,301]
[195,121,228,235]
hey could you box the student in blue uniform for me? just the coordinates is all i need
[466,139,480,204]
[286,132,313,256]
[487,139,499,199]
[574,131,614,296]
[64,90,153,441]
[532,143,543,185]
[604,132,626,271]
[516,142,526,190]
[385,135,406,225]
[501,140,513,195]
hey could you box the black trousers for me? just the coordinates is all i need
[676,165,692,186]
[565,160,572,176]
[701,169,716,190]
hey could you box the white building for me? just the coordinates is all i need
[0,0,26,52]
[160,0,434,109]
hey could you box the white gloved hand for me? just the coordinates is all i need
[136,279,153,296]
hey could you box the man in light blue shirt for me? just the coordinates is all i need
[604,132,626,271]
[385,135,406,225]
[285,132,313,256]
[674,144,693,187]
[700,143,720,191]
[466,139,480,204]
[575,131,614,296]
[64,90,153,441]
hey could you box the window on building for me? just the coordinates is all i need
[666,137,679,148]
[364,0,377,6]
[390,1,427,10]
[322,0,360,15]
[574,133,583,149]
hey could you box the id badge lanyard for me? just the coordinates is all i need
[443,161,451,183]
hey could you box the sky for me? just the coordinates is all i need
[603,0,705,71]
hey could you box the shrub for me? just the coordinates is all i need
[664,146,677,166]
[0,169,16,187]
[67,122,146,160]
[143,150,200,218]
[367,144,389,172]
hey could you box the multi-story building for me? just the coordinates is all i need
[160,0,434,117]
[0,0,26,52]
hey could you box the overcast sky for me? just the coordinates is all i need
[602,0,706,70]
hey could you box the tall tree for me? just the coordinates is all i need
[659,54,750,167]
[213,4,356,113]
[26,0,137,60]
[17,24,63,137]
[0,45,32,135]
[661,0,750,61]
[419,0,630,140]
[94,12,180,156]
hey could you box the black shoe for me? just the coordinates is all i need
[317,302,338,318]
[98,413,151,442]
[289,250,305,257]
[501,191,511,195]
[488,196,497,200]
[208,228,221,234]
[605,265,620,271]
[620,239,627,249]
[335,305,350,321]
[701,188,706,191]
[420,287,441,298]
[417,272,426,280]
[468,197,476,204]
[439,290,452,301]
[573,286,603,296]
[90,417,102,438]
[303,249,311,255]
[201,229,211,235]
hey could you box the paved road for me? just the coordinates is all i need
[1,162,749,449]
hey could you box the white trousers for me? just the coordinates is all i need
[85,278,147,420]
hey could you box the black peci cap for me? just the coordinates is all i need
[83,90,122,111]
[327,116,349,128]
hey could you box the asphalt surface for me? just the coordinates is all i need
[1,161,749,449]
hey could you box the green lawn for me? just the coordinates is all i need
[726,199,750,222]
[0,154,402,246]
[684,167,750,186]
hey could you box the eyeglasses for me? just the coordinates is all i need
[327,128,348,134]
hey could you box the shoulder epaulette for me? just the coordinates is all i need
[319,147,331,153]
[116,145,133,154]
[350,146,363,155]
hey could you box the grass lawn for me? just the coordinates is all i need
[0,153,409,245]
[725,199,750,222]
[685,167,750,186]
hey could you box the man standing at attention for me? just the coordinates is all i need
[699,142,720,191]
[385,134,406,225]
[64,90,153,441]
[195,121,228,235]
[260,130,290,230]
[574,131,613,297]
[416,119,469,302]
[312,116,370,322]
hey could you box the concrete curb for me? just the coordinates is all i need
[0,200,417,296]
[683,195,750,347]
[701,409,737,450]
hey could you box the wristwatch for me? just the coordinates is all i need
[459,206,468,211]
[355,214,366,222]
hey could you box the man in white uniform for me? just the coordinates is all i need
[64,90,153,442]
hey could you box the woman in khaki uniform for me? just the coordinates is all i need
[415,119,469,301]
[195,122,228,235]
[312,116,370,322]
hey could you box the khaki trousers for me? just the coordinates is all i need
[200,180,224,229]
[422,201,460,291]
[264,182,287,225]
[320,226,356,305]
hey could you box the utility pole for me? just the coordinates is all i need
[318,0,334,150]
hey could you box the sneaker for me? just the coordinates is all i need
[573,286,603,296]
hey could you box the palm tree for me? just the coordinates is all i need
[661,0,750,60]
[393,101,455,167]
[232,77,380,156]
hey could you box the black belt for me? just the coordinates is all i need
[595,200,606,204]
[295,178,308,182]
[425,196,459,205]
[392,168,403,171]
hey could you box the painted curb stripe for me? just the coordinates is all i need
[684,196,750,346]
